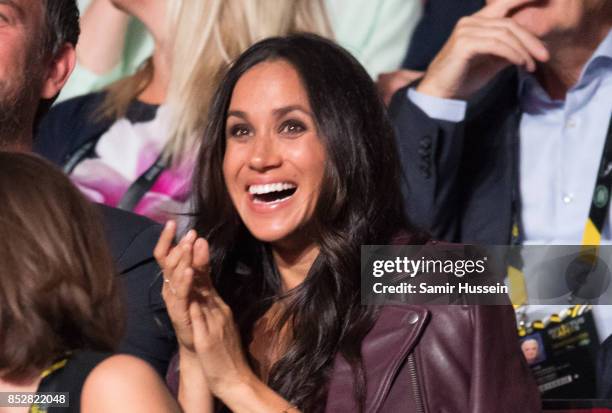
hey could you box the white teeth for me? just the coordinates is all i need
[248,182,297,195]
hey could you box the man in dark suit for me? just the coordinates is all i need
[390,0,612,242]
[389,0,612,398]
[0,0,175,376]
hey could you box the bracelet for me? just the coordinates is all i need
[281,405,298,413]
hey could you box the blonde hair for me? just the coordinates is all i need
[97,1,182,121]
[96,0,331,164]
[164,0,333,164]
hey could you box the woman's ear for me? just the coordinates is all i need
[40,43,77,100]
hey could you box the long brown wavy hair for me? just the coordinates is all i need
[192,34,427,411]
[0,153,123,381]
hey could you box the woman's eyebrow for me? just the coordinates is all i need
[227,110,248,120]
[0,0,24,19]
[227,106,312,120]
[273,105,312,118]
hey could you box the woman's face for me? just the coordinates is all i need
[223,60,326,249]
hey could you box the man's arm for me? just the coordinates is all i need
[388,85,467,242]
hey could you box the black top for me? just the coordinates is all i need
[35,351,111,413]
[123,99,159,124]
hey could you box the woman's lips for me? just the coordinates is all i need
[246,181,298,213]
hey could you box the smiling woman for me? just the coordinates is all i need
[222,60,326,248]
[156,34,541,413]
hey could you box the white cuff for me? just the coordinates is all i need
[407,87,467,123]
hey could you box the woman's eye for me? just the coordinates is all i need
[279,120,306,135]
[228,124,252,138]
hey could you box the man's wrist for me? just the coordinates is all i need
[416,77,453,99]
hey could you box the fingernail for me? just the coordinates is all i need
[180,230,193,242]
[165,220,175,230]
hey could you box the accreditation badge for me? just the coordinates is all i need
[519,306,600,399]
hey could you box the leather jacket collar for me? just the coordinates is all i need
[325,306,429,412]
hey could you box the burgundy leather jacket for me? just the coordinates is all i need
[325,304,541,412]
[166,304,540,412]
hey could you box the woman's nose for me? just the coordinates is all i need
[248,133,282,172]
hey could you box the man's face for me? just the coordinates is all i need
[0,0,45,147]
[487,0,608,41]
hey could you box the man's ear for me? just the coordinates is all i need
[40,43,77,100]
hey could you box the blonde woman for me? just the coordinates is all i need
[35,0,332,224]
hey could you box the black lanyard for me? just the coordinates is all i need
[63,140,168,213]
[63,140,97,174]
[116,154,168,211]
[509,113,612,312]
[583,115,612,244]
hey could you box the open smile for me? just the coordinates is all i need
[247,182,298,205]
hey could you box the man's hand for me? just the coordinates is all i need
[377,70,424,105]
[417,0,549,100]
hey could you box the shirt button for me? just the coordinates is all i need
[565,118,577,129]
[562,194,573,204]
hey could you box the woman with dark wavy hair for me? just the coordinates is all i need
[156,34,540,412]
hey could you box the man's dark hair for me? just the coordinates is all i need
[33,0,80,124]
[41,0,80,58]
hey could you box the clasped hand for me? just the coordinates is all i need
[154,221,254,396]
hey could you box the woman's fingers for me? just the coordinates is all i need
[177,267,196,299]
[153,220,177,267]
[190,301,208,337]
[193,237,215,290]
[175,233,195,279]
[198,295,227,342]
[190,300,213,356]
[193,237,210,273]
[161,231,198,306]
